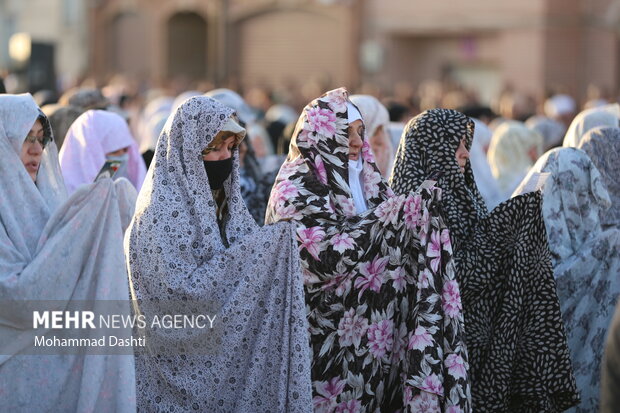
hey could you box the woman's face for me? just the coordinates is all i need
[348,119,364,161]
[202,133,237,161]
[370,125,387,152]
[20,119,45,182]
[455,138,470,174]
[527,145,539,163]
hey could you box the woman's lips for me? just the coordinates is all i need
[25,161,39,172]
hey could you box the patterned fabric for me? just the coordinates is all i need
[601,301,620,413]
[390,109,486,245]
[125,96,313,412]
[577,126,620,230]
[515,147,620,412]
[562,104,619,148]
[487,120,543,200]
[204,88,277,225]
[0,94,136,412]
[136,96,173,153]
[265,88,471,412]
[238,150,278,225]
[389,108,579,413]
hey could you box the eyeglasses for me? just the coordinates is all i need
[24,134,52,149]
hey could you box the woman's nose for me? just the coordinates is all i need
[219,148,232,160]
[29,140,44,154]
[351,135,363,148]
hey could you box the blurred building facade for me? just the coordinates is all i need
[89,0,358,90]
[0,0,89,91]
[365,0,620,105]
[1,0,619,104]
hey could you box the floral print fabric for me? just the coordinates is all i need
[516,147,620,412]
[265,88,471,412]
[390,109,579,412]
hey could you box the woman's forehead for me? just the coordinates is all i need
[349,119,364,128]
[30,119,44,133]
[205,132,238,149]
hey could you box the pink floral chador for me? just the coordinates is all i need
[265,88,471,412]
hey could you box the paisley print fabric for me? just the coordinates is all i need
[516,147,620,412]
[202,88,277,225]
[390,108,579,412]
[125,96,313,412]
[266,88,471,412]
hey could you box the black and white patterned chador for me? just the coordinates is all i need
[390,108,580,413]
[125,96,312,412]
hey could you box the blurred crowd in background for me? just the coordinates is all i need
[1,72,616,214]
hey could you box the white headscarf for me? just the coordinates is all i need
[350,95,395,178]
[526,115,566,151]
[0,94,136,412]
[137,95,173,153]
[544,94,576,118]
[488,120,543,199]
[59,109,147,194]
[346,102,367,213]
[562,103,620,148]
[470,118,502,208]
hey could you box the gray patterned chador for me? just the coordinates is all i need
[125,96,313,412]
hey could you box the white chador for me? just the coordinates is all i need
[0,94,137,412]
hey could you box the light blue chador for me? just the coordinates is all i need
[517,147,620,413]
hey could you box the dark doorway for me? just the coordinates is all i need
[28,42,57,93]
[167,12,208,80]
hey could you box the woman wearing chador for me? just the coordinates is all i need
[266,88,471,412]
[390,108,579,412]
